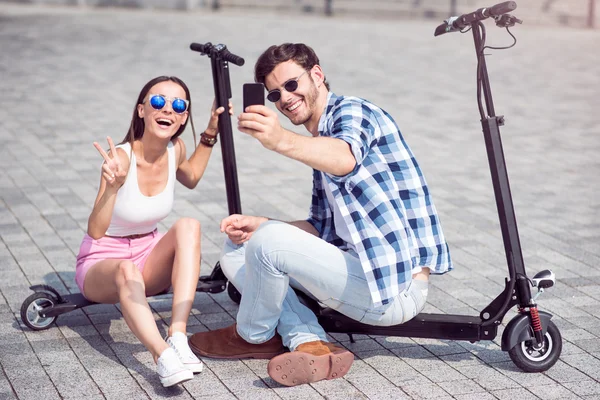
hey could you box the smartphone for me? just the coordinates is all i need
[243,83,265,111]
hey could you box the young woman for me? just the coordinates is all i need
[76,76,231,387]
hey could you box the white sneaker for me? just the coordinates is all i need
[157,347,193,387]
[167,332,204,373]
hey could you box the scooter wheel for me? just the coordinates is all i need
[227,282,241,304]
[20,292,58,331]
[508,320,562,372]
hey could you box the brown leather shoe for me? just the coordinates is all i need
[188,323,286,359]
[267,340,354,387]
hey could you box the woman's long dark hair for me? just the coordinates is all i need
[120,76,197,147]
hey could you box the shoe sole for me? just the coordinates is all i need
[185,362,204,374]
[160,369,194,387]
[267,349,354,387]
[188,341,284,360]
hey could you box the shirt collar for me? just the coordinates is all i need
[317,91,338,135]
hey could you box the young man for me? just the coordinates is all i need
[189,43,452,386]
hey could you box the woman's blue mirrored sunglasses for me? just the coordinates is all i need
[148,94,189,114]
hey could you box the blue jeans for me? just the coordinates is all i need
[220,220,429,350]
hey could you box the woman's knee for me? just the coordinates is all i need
[173,217,201,244]
[115,260,145,291]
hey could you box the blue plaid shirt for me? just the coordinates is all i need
[307,92,452,307]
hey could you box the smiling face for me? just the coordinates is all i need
[264,60,327,131]
[137,81,189,140]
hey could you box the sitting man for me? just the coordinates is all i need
[189,43,452,387]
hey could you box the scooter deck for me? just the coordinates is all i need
[318,309,496,342]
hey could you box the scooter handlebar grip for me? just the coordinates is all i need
[488,1,517,16]
[434,22,449,36]
[223,51,245,67]
[190,42,209,53]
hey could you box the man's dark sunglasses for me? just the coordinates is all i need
[266,71,308,103]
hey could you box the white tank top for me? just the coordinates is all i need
[105,141,175,237]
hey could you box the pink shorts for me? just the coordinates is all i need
[75,229,164,298]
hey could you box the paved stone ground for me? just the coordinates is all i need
[0,3,599,399]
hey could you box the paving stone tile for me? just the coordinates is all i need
[344,375,411,399]
[438,352,487,368]
[571,338,600,353]
[562,380,600,397]
[541,359,592,383]
[436,379,487,396]
[233,388,282,400]
[195,312,236,330]
[561,341,587,356]
[454,364,521,391]
[491,387,539,399]
[272,383,324,399]
[453,393,497,400]
[400,381,451,399]
[178,366,232,398]
[9,386,61,400]
[103,393,151,400]
[220,375,269,393]
[528,383,583,399]
[343,338,386,353]
[359,350,430,387]
[561,353,600,380]
[411,338,469,357]
[310,378,369,400]
[92,375,144,395]
[374,336,419,350]
[390,345,435,360]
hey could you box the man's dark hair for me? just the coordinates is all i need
[254,43,330,91]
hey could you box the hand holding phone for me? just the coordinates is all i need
[243,83,265,111]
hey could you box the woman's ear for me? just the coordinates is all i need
[137,104,144,118]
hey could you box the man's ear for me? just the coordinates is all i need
[310,65,326,89]
[137,104,144,118]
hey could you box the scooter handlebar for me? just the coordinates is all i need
[434,1,517,36]
[488,1,517,16]
[189,42,245,66]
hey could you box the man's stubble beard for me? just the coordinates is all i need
[290,82,319,126]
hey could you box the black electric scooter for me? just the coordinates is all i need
[20,0,562,373]
[300,0,561,373]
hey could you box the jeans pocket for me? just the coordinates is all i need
[360,305,395,326]
[319,296,369,323]
[409,280,428,315]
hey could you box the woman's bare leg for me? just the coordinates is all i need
[83,259,169,362]
[142,218,202,337]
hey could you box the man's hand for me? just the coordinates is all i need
[237,105,290,152]
[220,214,269,244]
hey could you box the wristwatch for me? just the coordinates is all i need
[200,132,217,147]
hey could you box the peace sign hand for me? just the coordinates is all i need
[93,136,126,189]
